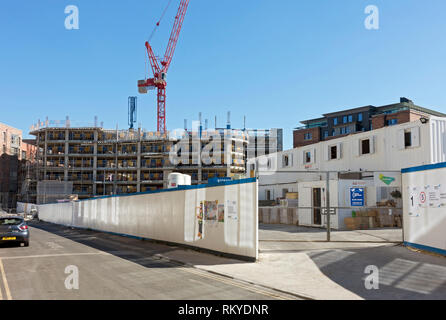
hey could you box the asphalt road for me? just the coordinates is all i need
[0,221,294,300]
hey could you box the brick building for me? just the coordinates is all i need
[293,98,446,148]
[0,123,37,209]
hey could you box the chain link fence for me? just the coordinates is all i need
[258,170,403,243]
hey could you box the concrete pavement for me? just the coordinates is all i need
[147,224,446,300]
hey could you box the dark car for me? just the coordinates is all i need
[0,216,29,247]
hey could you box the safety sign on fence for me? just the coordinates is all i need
[350,188,365,207]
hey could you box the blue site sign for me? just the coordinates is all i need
[350,188,365,207]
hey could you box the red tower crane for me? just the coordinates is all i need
[138,0,190,134]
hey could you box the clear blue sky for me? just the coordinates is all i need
[1,0,446,149]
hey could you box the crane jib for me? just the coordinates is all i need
[138,0,190,134]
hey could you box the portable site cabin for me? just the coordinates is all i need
[297,172,402,230]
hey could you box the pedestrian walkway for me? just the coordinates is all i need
[159,224,446,300]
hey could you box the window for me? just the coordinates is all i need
[387,119,398,126]
[343,116,348,124]
[358,113,363,122]
[0,218,23,226]
[348,115,353,123]
[283,154,289,167]
[282,189,289,198]
[345,127,350,134]
[333,118,338,126]
[361,139,370,155]
[398,127,420,150]
[330,146,337,160]
[305,151,312,163]
[304,132,312,141]
[266,190,271,201]
[327,143,342,161]
[323,131,328,138]
[404,131,412,147]
[340,127,347,135]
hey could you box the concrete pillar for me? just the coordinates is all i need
[92,130,98,195]
[225,135,232,178]
[163,169,172,189]
[64,129,69,182]
[44,130,48,179]
[137,128,141,193]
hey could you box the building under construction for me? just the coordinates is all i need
[29,120,249,203]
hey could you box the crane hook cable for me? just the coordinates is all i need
[148,0,174,42]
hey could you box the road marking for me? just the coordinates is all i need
[0,259,12,300]
[0,252,110,260]
[46,242,64,250]
[178,266,294,300]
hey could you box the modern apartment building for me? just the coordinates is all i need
[249,116,446,202]
[29,123,248,203]
[293,98,446,148]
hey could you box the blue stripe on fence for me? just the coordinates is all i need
[402,162,446,174]
[404,241,446,256]
[78,177,257,202]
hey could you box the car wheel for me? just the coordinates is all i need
[23,241,29,247]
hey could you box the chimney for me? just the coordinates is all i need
[400,97,413,104]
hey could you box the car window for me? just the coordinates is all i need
[0,218,23,225]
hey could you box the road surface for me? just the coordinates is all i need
[0,221,294,300]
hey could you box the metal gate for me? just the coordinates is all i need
[258,170,403,244]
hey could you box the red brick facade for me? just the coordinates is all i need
[371,110,423,130]
[293,127,321,148]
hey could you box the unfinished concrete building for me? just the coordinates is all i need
[29,123,248,203]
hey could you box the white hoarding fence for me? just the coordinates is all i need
[27,178,259,260]
[402,163,446,255]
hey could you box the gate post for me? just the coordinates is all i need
[326,171,331,242]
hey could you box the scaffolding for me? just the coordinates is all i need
[28,124,248,201]
[37,181,73,204]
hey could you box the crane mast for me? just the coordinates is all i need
[138,0,190,134]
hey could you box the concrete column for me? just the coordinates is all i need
[226,136,232,177]
[44,130,48,179]
[92,130,98,195]
[114,141,118,195]
[163,169,172,189]
[196,136,202,183]
[36,131,40,182]
[137,128,141,193]
[64,129,69,182]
